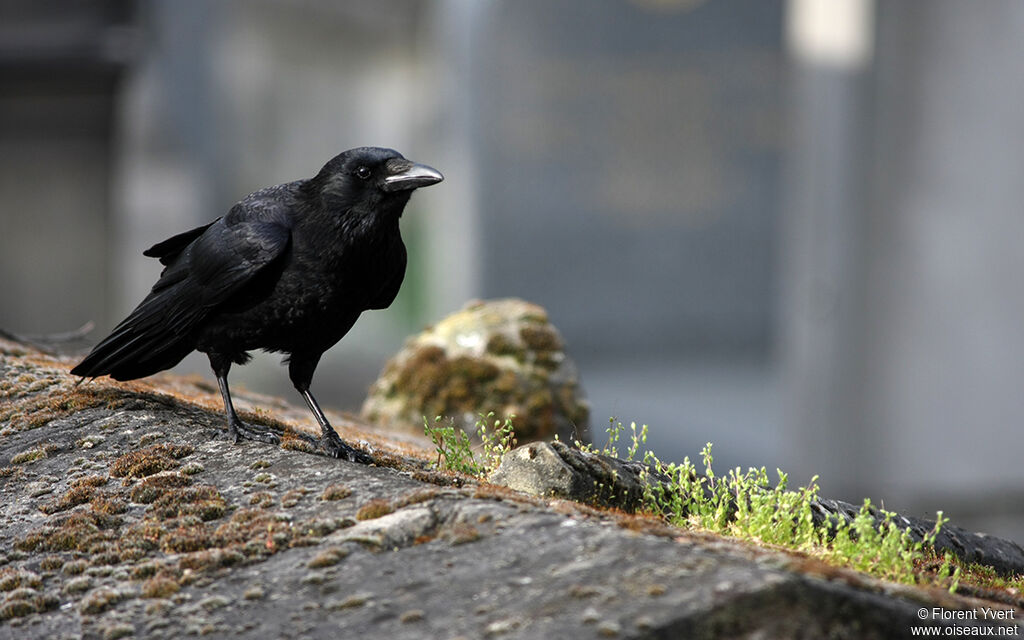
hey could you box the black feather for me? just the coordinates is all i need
[143,220,218,265]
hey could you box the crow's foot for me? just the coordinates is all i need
[225,418,281,445]
[318,430,373,464]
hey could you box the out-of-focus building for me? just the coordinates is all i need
[0,0,135,335]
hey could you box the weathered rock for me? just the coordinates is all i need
[361,298,590,443]
[489,441,1024,578]
[1,338,1021,639]
[489,440,672,511]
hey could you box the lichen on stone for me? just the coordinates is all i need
[361,298,590,443]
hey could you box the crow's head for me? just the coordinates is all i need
[310,147,443,215]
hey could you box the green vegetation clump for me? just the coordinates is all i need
[430,414,989,591]
[640,439,951,587]
[592,418,958,589]
[424,412,517,476]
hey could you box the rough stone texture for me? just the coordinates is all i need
[490,440,671,512]
[361,298,590,443]
[490,441,1024,578]
[1,338,1022,639]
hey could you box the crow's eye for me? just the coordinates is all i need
[355,166,372,180]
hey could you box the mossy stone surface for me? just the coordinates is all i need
[361,299,590,443]
[1,337,1020,639]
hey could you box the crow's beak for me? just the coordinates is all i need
[382,160,444,192]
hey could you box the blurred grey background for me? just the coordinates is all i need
[3,0,1023,542]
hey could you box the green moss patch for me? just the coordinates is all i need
[109,443,194,479]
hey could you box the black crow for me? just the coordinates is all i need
[71,147,443,462]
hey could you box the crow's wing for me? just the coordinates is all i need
[72,212,292,380]
[143,219,219,265]
[160,215,292,304]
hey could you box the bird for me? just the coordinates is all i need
[71,147,443,462]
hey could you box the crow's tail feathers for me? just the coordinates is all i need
[70,287,206,382]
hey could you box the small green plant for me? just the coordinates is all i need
[477,412,518,473]
[822,501,946,584]
[724,466,819,549]
[424,416,480,476]
[578,417,648,461]
[937,552,962,594]
[424,412,517,476]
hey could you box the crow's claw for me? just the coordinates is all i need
[226,418,281,445]
[319,431,373,464]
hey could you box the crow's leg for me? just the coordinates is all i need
[289,355,372,463]
[297,388,373,463]
[208,353,280,445]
